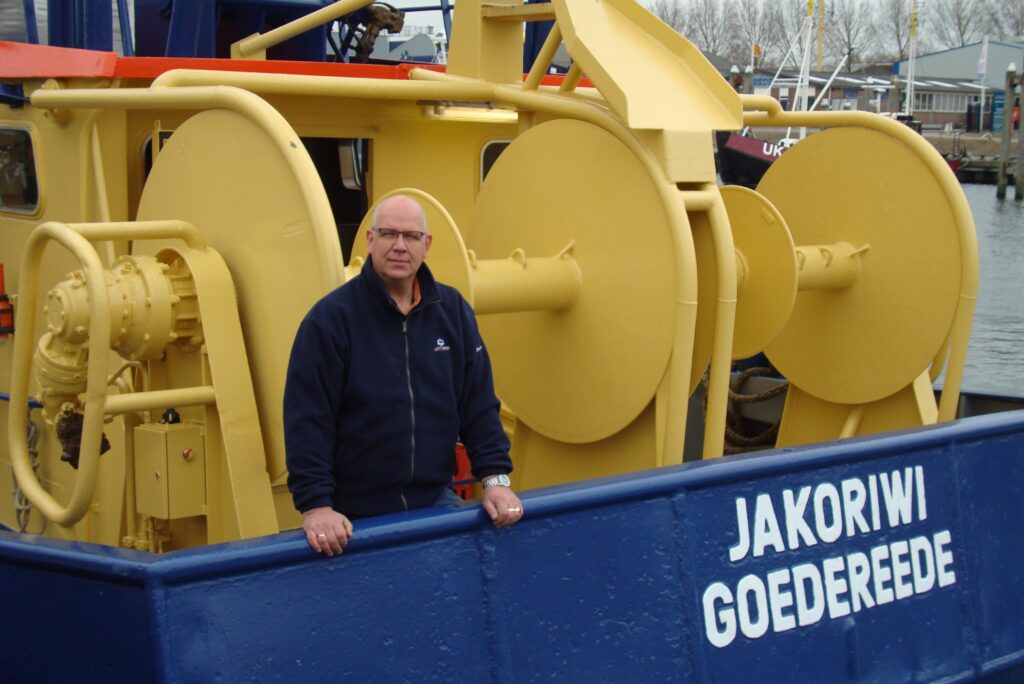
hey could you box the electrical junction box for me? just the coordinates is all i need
[134,422,206,519]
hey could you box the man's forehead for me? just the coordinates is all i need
[377,197,424,224]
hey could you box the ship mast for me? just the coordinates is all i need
[905,0,918,117]
[792,0,817,139]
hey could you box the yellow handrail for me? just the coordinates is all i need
[8,220,209,526]
[9,222,113,525]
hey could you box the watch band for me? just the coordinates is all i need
[481,474,511,488]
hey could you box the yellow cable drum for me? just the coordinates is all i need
[469,119,678,444]
[754,127,963,405]
[135,107,342,481]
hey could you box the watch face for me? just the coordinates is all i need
[485,474,510,488]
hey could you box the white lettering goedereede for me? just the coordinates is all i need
[822,556,851,618]
[737,574,770,639]
[703,531,956,648]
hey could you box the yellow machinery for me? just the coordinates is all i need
[0,0,976,551]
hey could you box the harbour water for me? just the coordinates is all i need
[962,183,1024,396]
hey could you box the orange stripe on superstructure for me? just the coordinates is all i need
[0,41,117,78]
[0,40,445,81]
[0,40,592,88]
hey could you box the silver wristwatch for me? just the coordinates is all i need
[481,474,511,489]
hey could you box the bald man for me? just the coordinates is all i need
[284,194,522,556]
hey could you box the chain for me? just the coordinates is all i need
[12,411,46,534]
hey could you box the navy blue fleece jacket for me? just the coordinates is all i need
[284,258,512,518]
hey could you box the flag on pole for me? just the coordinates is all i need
[977,35,989,79]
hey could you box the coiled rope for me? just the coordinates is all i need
[702,366,789,454]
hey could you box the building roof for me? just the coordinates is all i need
[894,39,1024,90]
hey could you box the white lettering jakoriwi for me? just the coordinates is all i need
[703,530,956,648]
[729,466,927,562]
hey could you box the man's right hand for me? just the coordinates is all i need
[302,507,354,556]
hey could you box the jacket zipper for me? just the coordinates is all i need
[401,318,415,511]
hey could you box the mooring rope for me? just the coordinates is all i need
[702,366,789,454]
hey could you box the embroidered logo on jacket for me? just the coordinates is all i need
[435,337,451,352]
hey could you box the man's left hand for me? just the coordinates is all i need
[481,486,524,528]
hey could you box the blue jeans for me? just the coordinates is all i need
[434,487,465,506]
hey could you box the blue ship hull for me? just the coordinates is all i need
[3,411,1023,682]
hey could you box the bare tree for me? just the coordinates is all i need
[729,0,784,68]
[826,0,877,69]
[876,0,912,60]
[686,0,735,56]
[988,0,1024,38]
[646,0,688,33]
[929,0,990,47]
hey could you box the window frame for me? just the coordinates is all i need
[0,123,43,218]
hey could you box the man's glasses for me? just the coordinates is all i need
[374,228,426,244]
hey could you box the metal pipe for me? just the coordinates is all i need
[116,0,133,56]
[997,67,1016,198]
[0,393,44,409]
[839,404,864,439]
[22,0,38,44]
[90,126,111,224]
[794,243,863,291]
[739,95,782,115]
[123,411,139,545]
[104,386,217,415]
[231,0,372,59]
[524,24,562,91]
[559,62,583,94]
[151,69,495,101]
[72,220,207,250]
[471,252,581,316]
[692,188,738,460]
[679,189,716,211]
[89,125,117,267]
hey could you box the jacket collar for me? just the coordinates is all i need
[361,257,441,312]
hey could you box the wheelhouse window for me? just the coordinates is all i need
[0,128,38,214]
